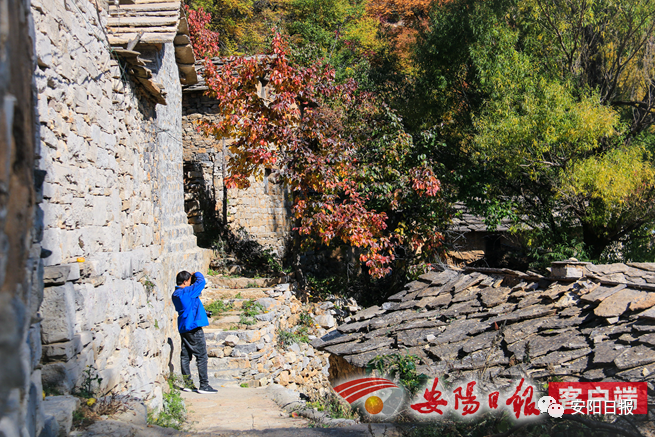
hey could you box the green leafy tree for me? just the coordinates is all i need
[186,0,285,54]
[413,0,655,261]
[282,0,390,81]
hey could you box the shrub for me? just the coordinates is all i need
[366,354,428,397]
[76,365,103,399]
[298,310,313,327]
[307,392,357,420]
[277,326,310,348]
[239,299,264,325]
[205,299,234,316]
[147,375,187,430]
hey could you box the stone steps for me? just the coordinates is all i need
[185,285,333,401]
[201,285,274,302]
[206,276,288,289]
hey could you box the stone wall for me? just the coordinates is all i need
[31,0,209,428]
[182,90,292,256]
[0,0,43,435]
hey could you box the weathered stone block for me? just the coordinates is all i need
[351,305,383,321]
[43,263,80,286]
[41,363,73,394]
[629,292,655,311]
[349,337,395,354]
[421,293,452,309]
[42,341,75,361]
[42,395,79,436]
[595,288,649,318]
[41,283,75,344]
[314,314,335,328]
[35,31,53,68]
[462,331,499,353]
[255,297,279,311]
[614,345,655,370]
[232,344,258,357]
[208,348,224,358]
[255,313,275,322]
[223,335,239,347]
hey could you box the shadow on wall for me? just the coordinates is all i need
[167,337,174,374]
[183,160,222,248]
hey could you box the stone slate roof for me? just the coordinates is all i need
[108,1,184,45]
[183,58,224,92]
[451,203,511,233]
[313,264,655,394]
[183,56,270,92]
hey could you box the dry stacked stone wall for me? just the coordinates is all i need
[29,0,209,432]
[182,90,292,256]
[202,287,334,398]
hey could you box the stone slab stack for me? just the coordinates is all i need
[200,287,333,399]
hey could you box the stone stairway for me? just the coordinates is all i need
[167,280,401,436]
[187,281,332,395]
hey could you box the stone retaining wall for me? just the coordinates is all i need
[30,1,210,433]
[201,286,336,399]
[182,90,292,256]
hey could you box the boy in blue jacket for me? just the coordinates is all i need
[172,271,217,393]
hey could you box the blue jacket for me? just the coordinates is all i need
[172,272,208,333]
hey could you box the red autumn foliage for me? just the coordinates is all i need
[185,5,221,59]
[196,30,444,277]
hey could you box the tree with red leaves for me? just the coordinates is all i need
[198,31,446,280]
[186,5,221,59]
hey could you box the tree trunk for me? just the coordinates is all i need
[291,217,307,301]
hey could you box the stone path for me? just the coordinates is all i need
[181,383,309,433]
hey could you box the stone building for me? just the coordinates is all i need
[447,203,518,266]
[182,59,292,256]
[1,0,211,435]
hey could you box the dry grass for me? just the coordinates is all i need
[72,394,133,430]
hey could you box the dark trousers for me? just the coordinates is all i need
[180,327,209,388]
